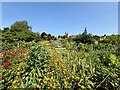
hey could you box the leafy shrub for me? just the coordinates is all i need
[18,40,38,48]
[18,45,50,88]
[2,41,17,51]
[1,41,120,89]
[26,45,50,72]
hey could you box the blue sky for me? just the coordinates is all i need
[2,2,118,36]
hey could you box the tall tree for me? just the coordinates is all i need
[73,27,94,44]
[41,32,47,40]
[10,20,32,32]
[2,20,41,43]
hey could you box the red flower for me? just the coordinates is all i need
[2,76,5,79]
[3,61,10,68]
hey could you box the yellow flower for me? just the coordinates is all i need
[72,76,74,79]
[51,68,54,70]
[62,79,65,81]
[53,85,56,88]
[62,71,65,74]
[21,70,24,73]
[64,81,68,84]
[17,72,20,75]
[76,76,79,80]
[51,76,53,79]
[12,80,17,84]
[34,84,37,87]
[47,77,50,81]
[44,76,48,80]
[43,80,47,84]
[50,84,52,87]
[9,79,13,83]
[17,67,20,71]
[47,72,52,74]
[37,85,41,88]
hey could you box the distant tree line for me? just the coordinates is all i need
[1,20,119,48]
[67,28,120,45]
[1,20,57,43]
[41,32,56,40]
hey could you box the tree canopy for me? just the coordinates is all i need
[2,20,40,43]
[10,20,32,32]
[73,28,95,44]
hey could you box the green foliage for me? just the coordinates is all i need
[41,32,56,40]
[99,34,119,45]
[80,33,95,44]
[18,45,50,88]
[41,32,47,40]
[2,20,41,51]
[18,40,38,48]
[1,40,120,89]
[1,20,120,89]
[26,45,50,71]
[10,20,32,32]
[73,34,82,43]
[58,32,68,39]
[1,48,29,89]
[73,28,95,44]
[40,41,120,89]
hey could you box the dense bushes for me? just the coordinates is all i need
[40,41,120,89]
[1,45,50,89]
[2,40,39,51]
[73,29,95,44]
[12,45,50,88]
[25,45,50,74]
[1,41,120,89]
[1,21,120,89]
[1,48,29,89]
[2,21,41,43]
[1,20,41,51]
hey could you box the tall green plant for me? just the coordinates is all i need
[18,45,50,88]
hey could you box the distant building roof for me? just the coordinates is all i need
[69,35,77,39]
